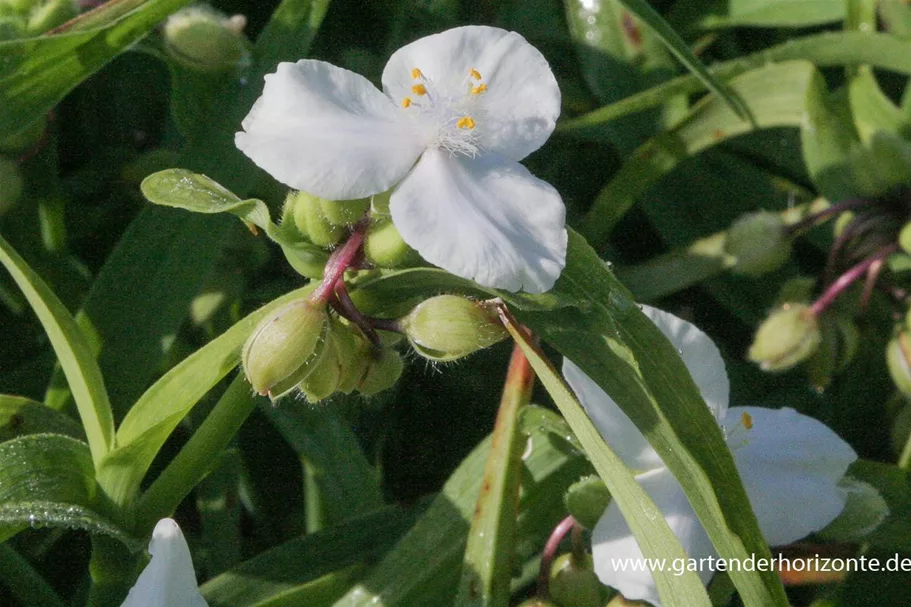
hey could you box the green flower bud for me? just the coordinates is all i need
[297,336,341,403]
[242,298,330,400]
[163,6,249,72]
[401,295,507,362]
[358,348,403,396]
[332,321,371,394]
[0,156,23,216]
[288,191,345,247]
[371,189,392,215]
[320,196,369,227]
[24,0,76,35]
[564,475,610,530]
[887,331,911,397]
[748,303,822,372]
[516,600,558,607]
[549,553,604,607]
[365,216,419,268]
[724,211,791,277]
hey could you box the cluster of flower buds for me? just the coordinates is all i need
[0,0,76,39]
[241,297,402,403]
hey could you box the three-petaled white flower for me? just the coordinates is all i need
[120,518,208,607]
[235,25,567,293]
[563,306,857,607]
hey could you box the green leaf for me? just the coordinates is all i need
[335,406,593,606]
[140,169,273,233]
[673,0,845,30]
[0,234,114,464]
[581,60,815,247]
[508,231,789,607]
[201,504,426,607]
[615,0,750,121]
[559,31,911,134]
[0,433,137,547]
[258,399,385,530]
[0,543,66,607]
[95,286,312,508]
[499,308,712,607]
[0,0,194,138]
[0,394,84,443]
[455,347,532,607]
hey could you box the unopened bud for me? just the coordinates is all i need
[401,295,507,362]
[365,216,419,268]
[887,331,911,397]
[242,298,329,400]
[358,348,403,396]
[163,6,249,72]
[287,191,345,247]
[0,156,23,216]
[724,211,791,276]
[320,197,369,227]
[515,600,557,607]
[748,303,822,372]
[564,475,610,530]
[548,553,604,607]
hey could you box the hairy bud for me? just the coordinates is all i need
[724,211,791,276]
[748,303,822,372]
[402,295,507,362]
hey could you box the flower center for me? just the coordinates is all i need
[399,66,488,157]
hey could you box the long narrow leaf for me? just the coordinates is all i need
[0,235,113,464]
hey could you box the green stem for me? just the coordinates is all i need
[0,543,66,607]
[303,458,325,533]
[134,374,256,534]
[899,426,911,470]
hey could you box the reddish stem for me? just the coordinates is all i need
[786,198,871,236]
[310,219,368,303]
[811,244,899,317]
[331,280,380,349]
[537,515,577,599]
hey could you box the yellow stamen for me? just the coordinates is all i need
[741,411,753,430]
[456,116,475,129]
[471,84,488,95]
[411,84,427,96]
[411,68,424,79]
[469,68,482,80]
[401,97,412,108]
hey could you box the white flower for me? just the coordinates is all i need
[235,25,567,293]
[120,518,208,607]
[562,306,857,607]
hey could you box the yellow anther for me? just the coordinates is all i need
[456,116,475,129]
[471,84,488,95]
[411,84,427,96]
[469,68,482,80]
[401,97,412,108]
[741,411,753,430]
[411,68,424,79]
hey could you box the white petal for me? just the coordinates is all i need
[727,406,857,547]
[121,519,208,607]
[592,467,715,607]
[641,306,729,423]
[235,60,424,199]
[390,149,566,293]
[382,26,560,160]
[563,358,663,472]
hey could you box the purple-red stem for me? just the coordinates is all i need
[811,243,899,317]
[537,515,577,599]
[310,219,368,303]
[786,198,871,236]
[331,280,380,349]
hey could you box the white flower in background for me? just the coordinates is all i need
[121,518,208,607]
[562,306,857,607]
[235,25,566,293]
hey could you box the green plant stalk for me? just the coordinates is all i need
[0,543,66,607]
[455,342,536,607]
[304,458,326,534]
[899,428,911,470]
[134,373,256,534]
